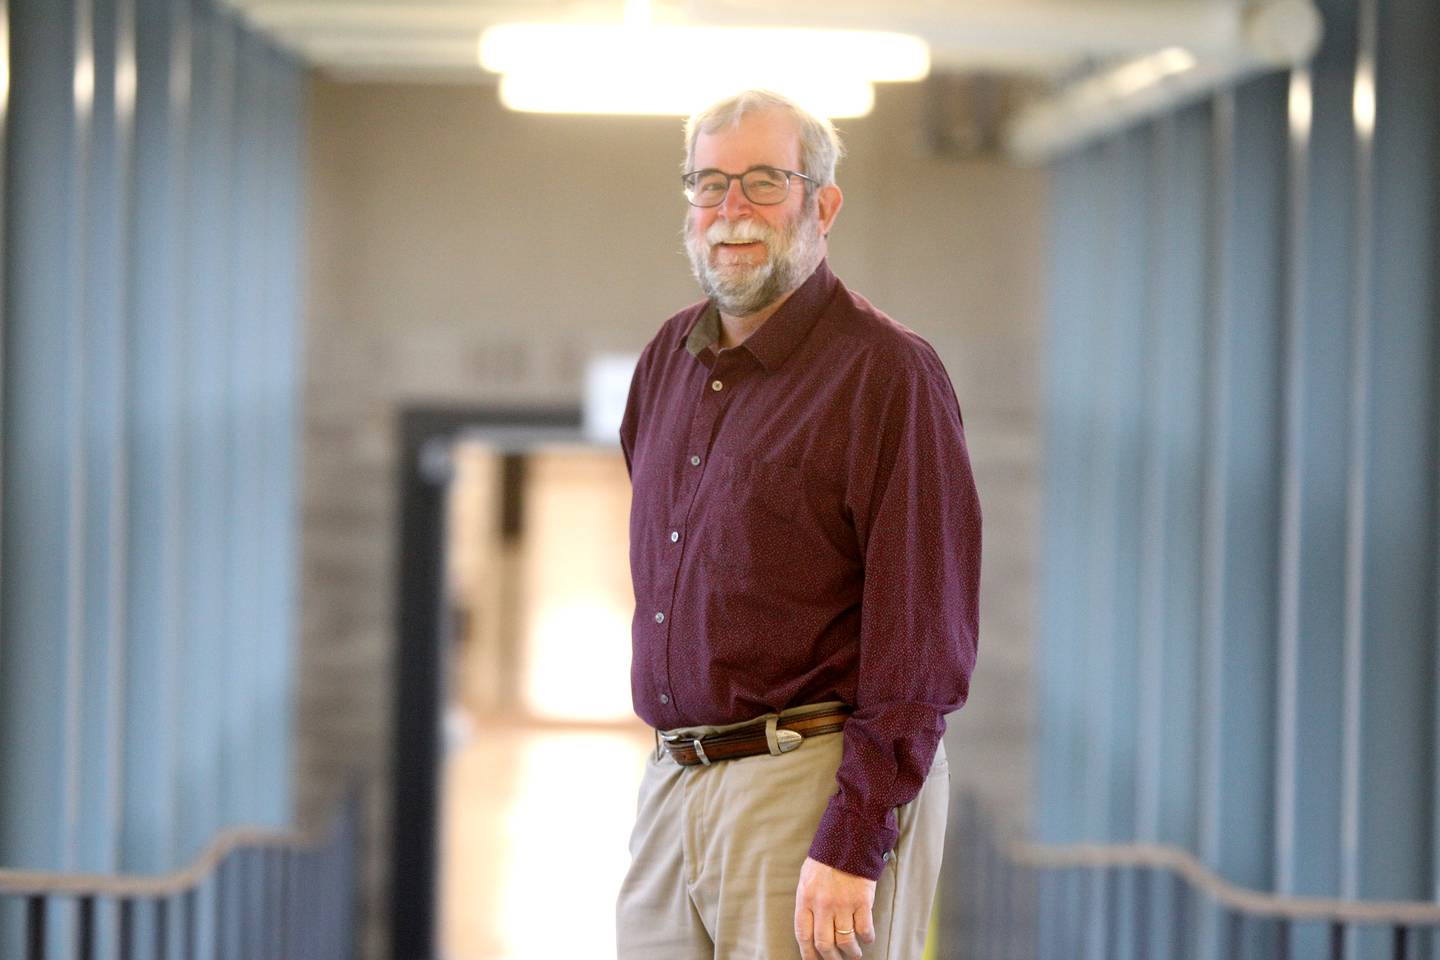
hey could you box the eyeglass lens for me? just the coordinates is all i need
[686,168,793,206]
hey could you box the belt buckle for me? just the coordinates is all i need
[659,731,711,766]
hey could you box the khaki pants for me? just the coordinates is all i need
[616,708,949,960]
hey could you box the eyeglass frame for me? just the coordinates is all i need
[680,165,818,208]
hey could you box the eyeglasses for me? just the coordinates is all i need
[681,165,816,207]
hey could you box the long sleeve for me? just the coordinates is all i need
[807,345,982,880]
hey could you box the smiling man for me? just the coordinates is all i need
[616,90,981,960]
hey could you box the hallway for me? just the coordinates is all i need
[440,720,653,960]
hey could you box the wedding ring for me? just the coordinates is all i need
[835,927,854,937]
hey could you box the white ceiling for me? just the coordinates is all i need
[224,0,1263,83]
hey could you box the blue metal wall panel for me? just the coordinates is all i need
[77,0,133,877]
[1212,72,1286,895]
[258,46,305,830]
[1358,0,1438,904]
[1196,89,1233,893]
[0,0,82,871]
[121,0,187,874]
[226,21,266,828]
[0,0,306,889]
[1080,134,1127,960]
[1276,0,1356,912]
[1133,104,1211,960]
[1037,144,1104,852]
[176,0,231,864]
[1038,143,1106,960]
[1153,102,1209,859]
[1101,128,1148,851]
[1079,135,1122,857]
[1038,2,1438,956]
[1103,127,1151,960]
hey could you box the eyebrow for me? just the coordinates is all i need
[683,164,787,176]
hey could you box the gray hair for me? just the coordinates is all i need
[683,90,845,190]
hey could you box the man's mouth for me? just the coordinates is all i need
[713,240,765,260]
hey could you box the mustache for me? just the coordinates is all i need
[703,219,774,246]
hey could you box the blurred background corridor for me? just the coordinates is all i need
[0,1,1436,959]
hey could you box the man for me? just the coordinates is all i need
[616,89,980,960]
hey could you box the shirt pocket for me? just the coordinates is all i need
[702,456,847,572]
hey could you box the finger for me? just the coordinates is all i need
[795,908,821,960]
[812,916,844,960]
[833,917,864,959]
[854,901,877,945]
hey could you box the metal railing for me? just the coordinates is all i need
[0,787,360,960]
[950,792,1440,960]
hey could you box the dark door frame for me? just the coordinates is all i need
[389,404,583,960]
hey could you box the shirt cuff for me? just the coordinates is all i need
[807,799,899,881]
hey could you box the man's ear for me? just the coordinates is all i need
[817,183,843,237]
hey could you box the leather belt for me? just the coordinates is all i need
[660,708,850,767]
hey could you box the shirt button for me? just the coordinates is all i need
[689,455,701,466]
[654,611,665,623]
[711,379,723,391]
[670,530,680,543]
[659,693,670,704]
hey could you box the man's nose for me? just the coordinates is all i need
[717,178,753,218]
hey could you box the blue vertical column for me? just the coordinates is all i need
[77,0,134,878]
[1195,95,1233,940]
[0,0,6,512]
[0,0,90,950]
[1038,144,1103,846]
[1036,144,1103,960]
[122,0,189,874]
[1134,103,1210,960]
[1194,75,1286,960]
[1225,71,1289,957]
[0,0,7,937]
[1091,127,1148,960]
[225,22,263,829]
[257,44,304,830]
[1150,103,1209,862]
[1217,71,1287,885]
[65,0,97,876]
[1356,0,1437,908]
[1093,128,1148,848]
[1273,4,1357,958]
[177,0,232,866]
[1,0,84,873]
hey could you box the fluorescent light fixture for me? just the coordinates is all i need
[1005,46,1214,163]
[499,69,876,119]
[479,26,929,84]
[1106,46,1197,99]
[476,5,928,118]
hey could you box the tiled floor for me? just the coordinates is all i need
[439,720,655,960]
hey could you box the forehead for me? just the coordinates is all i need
[692,109,803,171]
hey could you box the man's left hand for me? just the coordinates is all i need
[794,856,877,960]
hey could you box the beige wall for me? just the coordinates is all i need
[300,77,1047,959]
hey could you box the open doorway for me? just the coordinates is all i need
[438,436,650,959]
[387,406,650,960]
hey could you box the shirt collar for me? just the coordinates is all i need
[677,258,839,372]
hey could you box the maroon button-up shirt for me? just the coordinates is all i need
[619,259,981,880]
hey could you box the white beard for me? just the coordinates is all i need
[685,201,824,317]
